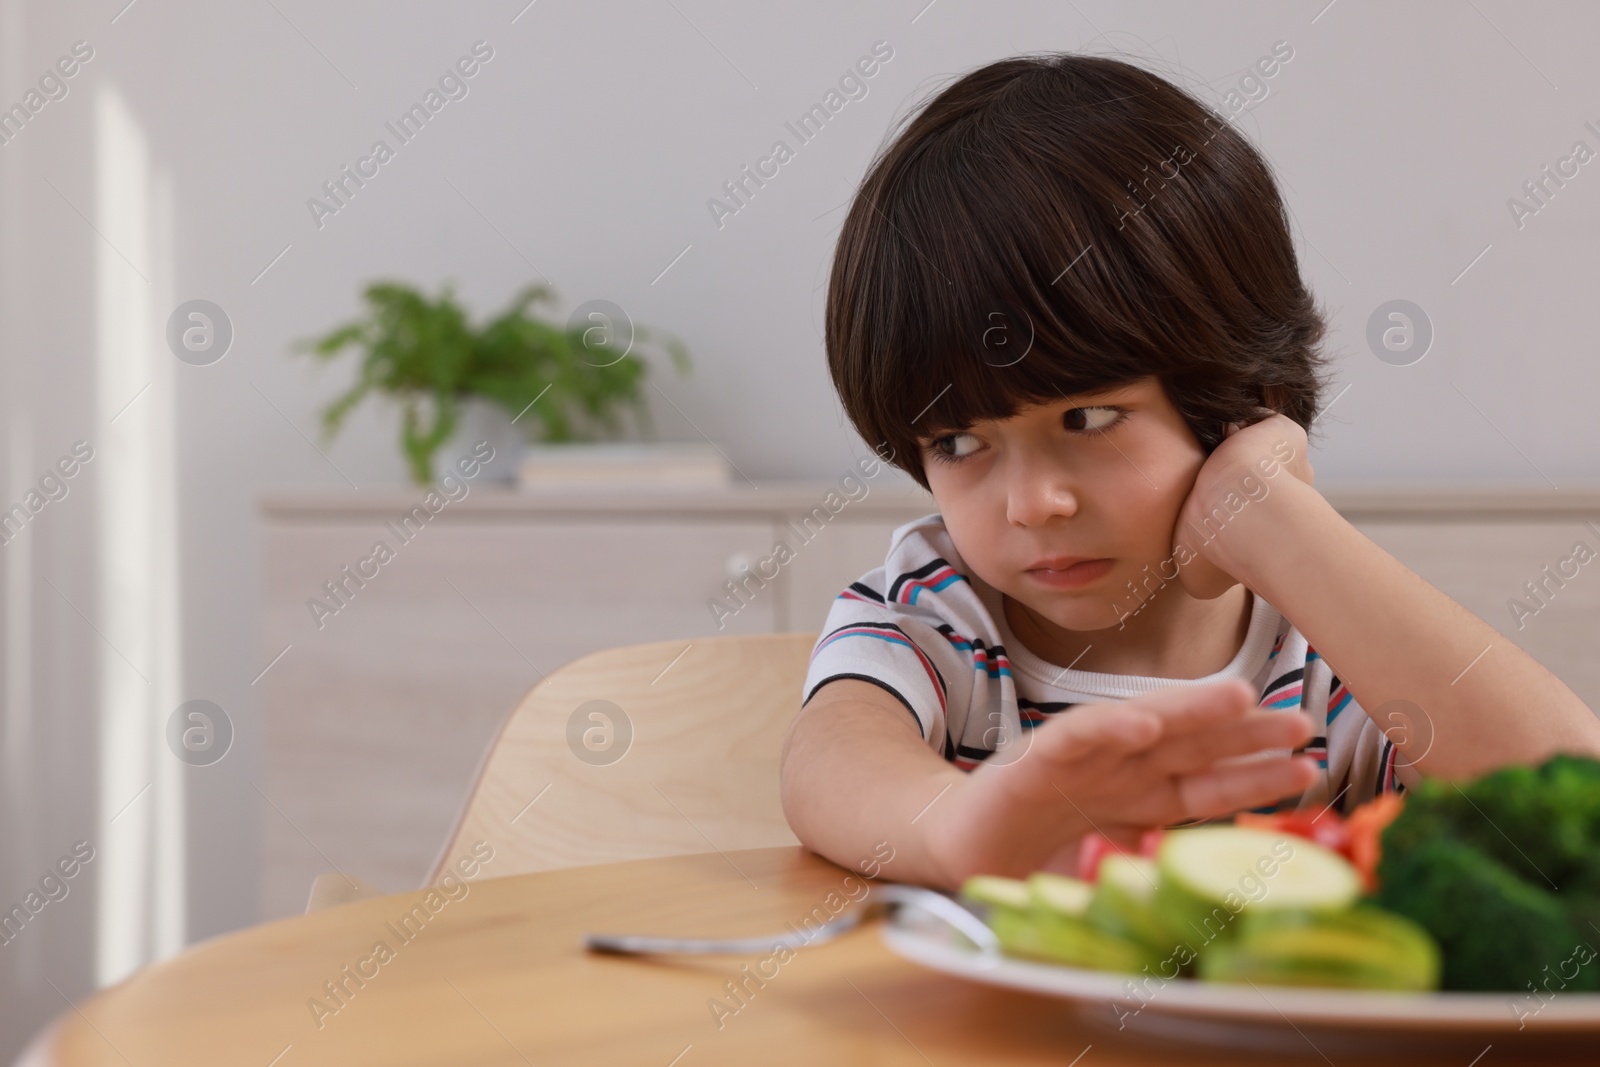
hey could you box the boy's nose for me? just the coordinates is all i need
[1004,460,1081,527]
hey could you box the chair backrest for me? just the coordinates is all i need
[428,632,816,883]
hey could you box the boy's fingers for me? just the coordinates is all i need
[1174,755,1320,822]
[1026,680,1254,775]
[1144,711,1315,776]
[1119,677,1258,736]
[1029,701,1163,769]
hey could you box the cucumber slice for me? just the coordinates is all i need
[1201,905,1441,991]
[1086,855,1187,959]
[1202,939,1428,990]
[989,906,1163,974]
[971,873,1163,974]
[1155,826,1360,950]
[1200,942,1418,989]
[1027,872,1093,918]
[986,904,1053,959]
[1243,902,1439,949]
[960,875,1031,910]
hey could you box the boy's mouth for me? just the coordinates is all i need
[1025,558,1115,588]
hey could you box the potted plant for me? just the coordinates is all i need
[295,281,694,485]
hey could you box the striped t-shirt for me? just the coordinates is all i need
[801,513,1405,814]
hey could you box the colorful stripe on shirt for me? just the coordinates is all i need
[1019,697,1075,728]
[1378,737,1404,796]
[1326,674,1353,723]
[837,580,886,604]
[889,558,967,605]
[1260,666,1304,711]
[810,621,948,719]
[1296,735,1329,769]
[934,625,1013,680]
[928,620,1011,681]
[972,644,1011,680]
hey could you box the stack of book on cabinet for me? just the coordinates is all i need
[517,442,734,491]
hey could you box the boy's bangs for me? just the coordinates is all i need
[881,140,1164,440]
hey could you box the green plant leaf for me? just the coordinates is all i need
[293,280,695,484]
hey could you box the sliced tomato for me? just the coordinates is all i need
[1077,828,1171,881]
[1234,809,1352,859]
[1075,832,1134,883]
[1302,812,1353,857]
[1345,793,1406,892]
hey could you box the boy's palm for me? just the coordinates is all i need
[927,678,1317,884]
[1174,411,1314,601]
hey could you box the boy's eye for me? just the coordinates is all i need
[923,406,1124,467]
[1064,406,1122,433]
[926,431,981,462]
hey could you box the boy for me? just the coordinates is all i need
[779,52,1600,892]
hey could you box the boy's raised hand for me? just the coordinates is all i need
[1173,409,1316,601]
[924,677,1318,887]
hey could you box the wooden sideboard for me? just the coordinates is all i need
[257,482,1600,920]
[256,477,940,918]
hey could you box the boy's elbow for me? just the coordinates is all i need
[1564,709,1600,761]
[778,705,821,840]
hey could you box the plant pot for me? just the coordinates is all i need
[430,398,521,485]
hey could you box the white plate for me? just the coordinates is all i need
[880,903,1600,1053]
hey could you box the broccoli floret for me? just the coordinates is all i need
[1557,852,1600,938]
[1387,761,1595,887]
[1374,754,1600,991]
[1384,757,1600,887]
[1375,837,1593,992]
[1561,892,1600,943]
[1456,759,1600,886]
[1378,777,1469,856]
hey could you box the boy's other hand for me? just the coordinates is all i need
[1172,409,1314,601]
[924,678,1318,887]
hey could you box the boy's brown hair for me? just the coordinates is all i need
[825,52,1335,491]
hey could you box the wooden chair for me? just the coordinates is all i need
[421,631,814,885]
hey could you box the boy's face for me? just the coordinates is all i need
[917,375,1205,632]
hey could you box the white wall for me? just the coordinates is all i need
[2,0,1597,1055]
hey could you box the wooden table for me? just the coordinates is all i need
[22,847,1588,1065]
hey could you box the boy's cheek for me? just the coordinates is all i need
[1255,454,1281,478]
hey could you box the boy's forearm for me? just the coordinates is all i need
[779,702,969,889]
[1214,475,1600,780]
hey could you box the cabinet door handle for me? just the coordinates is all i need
[724,553,755,581]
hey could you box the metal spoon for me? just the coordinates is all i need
[583,883,1000,958]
